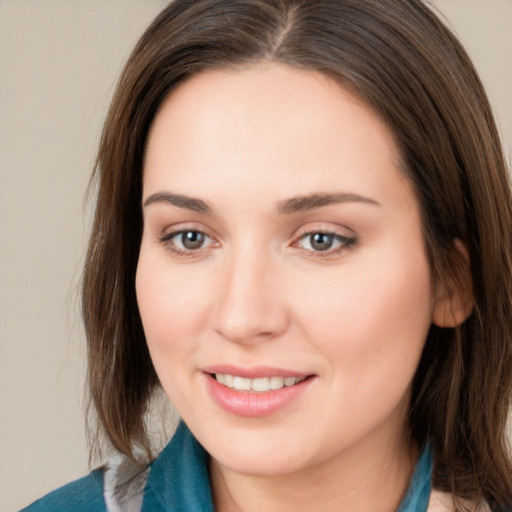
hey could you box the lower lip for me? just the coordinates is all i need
[204,374,313,417]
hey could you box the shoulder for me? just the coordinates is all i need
[20,456,150,512]
[20,423,212,512]
[20,469,106,511]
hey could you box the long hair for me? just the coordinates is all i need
[82,0,512,508]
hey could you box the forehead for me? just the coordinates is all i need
[147,62,397,152]
[143,62,411,211]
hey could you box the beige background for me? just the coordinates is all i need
[1,1,511,511]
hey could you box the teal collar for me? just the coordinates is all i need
[142,422,214,511]
[397,446,433,512]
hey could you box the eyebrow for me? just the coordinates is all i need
[143,191,380,215]
[277,192,381,214]
[143,192,212,214]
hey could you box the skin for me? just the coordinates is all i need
[136,63,456,511]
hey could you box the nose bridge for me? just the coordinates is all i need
[213,241,287,343]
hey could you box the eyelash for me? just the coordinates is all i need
[293,231,357,257]
[157,228,357,258]
[158,229,216,257]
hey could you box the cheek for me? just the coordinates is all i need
[135,249,210,361]
[290,243,434,367]
[135,250,217,416]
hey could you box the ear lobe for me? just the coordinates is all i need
[432,239,474,328]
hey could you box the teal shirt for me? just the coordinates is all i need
[21,422,432,512]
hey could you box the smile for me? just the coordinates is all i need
[204,370,314,417]
[214,374,307,393]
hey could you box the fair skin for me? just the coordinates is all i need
[136,63,460,512]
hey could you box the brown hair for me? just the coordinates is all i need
[82,0,512,508]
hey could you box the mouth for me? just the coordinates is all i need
[202,365,315,416]
[204,370,315,416]
[210,373,308,393]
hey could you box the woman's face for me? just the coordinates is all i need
[137,63,437,477]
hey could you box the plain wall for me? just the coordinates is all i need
[1,1,511,511]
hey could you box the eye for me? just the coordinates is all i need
[296,231,356,253]
[176,230,207,250]
[159,229,215,254]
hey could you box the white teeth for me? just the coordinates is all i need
[270,376,284,389]
[233,376,251,391]
[284,377,296,387]
[251,377,270,392]
[214,374,306,392]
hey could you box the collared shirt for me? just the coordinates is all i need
[22,422,434,512]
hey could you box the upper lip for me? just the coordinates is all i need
[202,364,313,379]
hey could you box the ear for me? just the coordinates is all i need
[432,239,474,328]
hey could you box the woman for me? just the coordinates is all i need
[22,0,512,511]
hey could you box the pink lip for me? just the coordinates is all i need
[202,364,311,379]
[202,369,314,417]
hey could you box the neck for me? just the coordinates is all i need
[210,430,416,512]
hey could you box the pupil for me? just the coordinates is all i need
[182,231,204,249]
[311,233,333,251]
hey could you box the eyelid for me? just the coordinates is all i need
[292,222,356,241]
[159,223,208,239]
[160,229,212,244]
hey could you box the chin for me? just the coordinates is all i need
[213,448,307,477]
[197,424,317,477]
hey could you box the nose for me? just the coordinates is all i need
[212,248,289,344]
